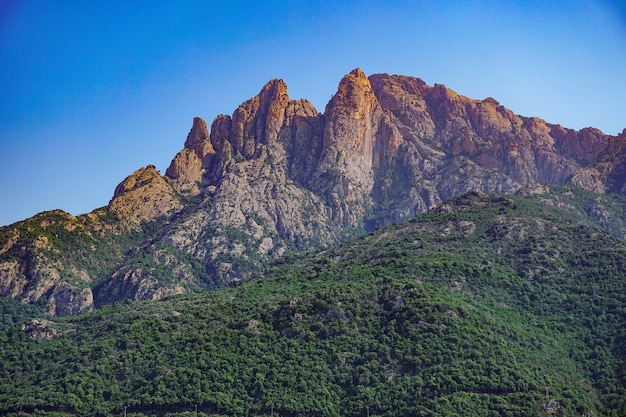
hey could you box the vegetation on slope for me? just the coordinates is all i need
[0,208,153,291]
[0,192,624,416]
[517,184,626,239]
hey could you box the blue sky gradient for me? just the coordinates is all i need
[1,0,625,226]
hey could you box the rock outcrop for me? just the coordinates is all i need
[166,117,214,195]
[110,165,182,225]
[1,68,625,315]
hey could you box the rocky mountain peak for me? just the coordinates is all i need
[367,73,436,141]
[327,67,374,114]
[227,78,292,153]
[166,117,215,194]
[349,67,366,78]
[112,165,161,199]
[110,165,181,224]
[258,78,289,106]
[183,116,214,159]
[307,68,383,225]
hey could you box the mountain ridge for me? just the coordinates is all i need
[1,68,625,315]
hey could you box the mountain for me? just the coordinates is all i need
[1,68,625,316]
[1,192,624,416]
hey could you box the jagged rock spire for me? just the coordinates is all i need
[184,117,215,159]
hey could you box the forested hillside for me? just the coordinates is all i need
[1,192,624,416]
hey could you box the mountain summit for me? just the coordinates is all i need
[1,69,625,315]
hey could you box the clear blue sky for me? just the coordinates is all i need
[1,0,625,226]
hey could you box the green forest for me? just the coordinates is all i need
[1,192,624,416]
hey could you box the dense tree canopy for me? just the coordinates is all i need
[1,192,624,416]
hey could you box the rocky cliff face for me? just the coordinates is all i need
[1,69,625,315]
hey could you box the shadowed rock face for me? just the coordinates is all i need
[2,69,625,315]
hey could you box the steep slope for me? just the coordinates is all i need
[1,192,624,416]
[0,208,149,316]
[1,69,625,315]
